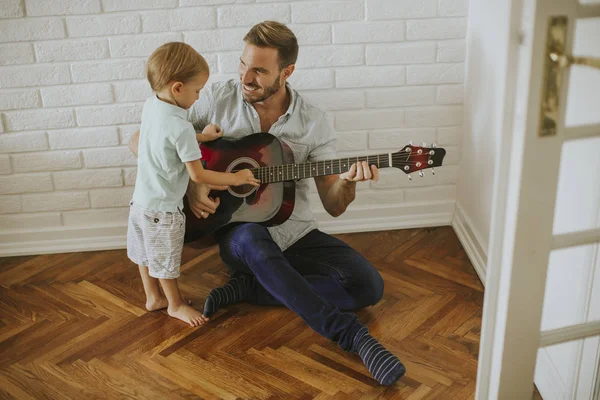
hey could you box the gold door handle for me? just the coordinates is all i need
[538,16,600,138]
[549,52,600,70]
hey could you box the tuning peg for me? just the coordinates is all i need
[422,142,427,147]
[408,174,412,180]
[432,143,437,148]
[419,171,424,177]
[408,141,413,146]
[431,168,435,175]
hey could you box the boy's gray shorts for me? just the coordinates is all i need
[127,200,186,279]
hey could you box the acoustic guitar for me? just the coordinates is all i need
[183,132,446,243]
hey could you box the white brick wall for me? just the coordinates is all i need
[41,84,114,107]
[4,108,75,131]
[336,66,406,88]
[367,0,438,19]
[0,65,71,88]
[25,0,101,16]
[53,169,123,190]
[437,40,466,62]
[0,195,22,214]
[12,151,82,173]
[0,155,11,175]
[333,22,405,44]
[292,1,364,23]
[184,28,248,52]
[76,104,143,126]
[35,38,110,62]
[0,43,35,65]
[366,42,436,65]
[296,45,364,68]
[0,131,48,152]
[0,0,466,253]
[0,89,41,110]
[0,18,65,42]
[90,187,134,208]
[366,87,436,108]
[71,59,146,83]
[66,15,141,37]
[218,4,290,27]
[22,191,89,212]
[83,147,137,168]
[109,33,180,57]
[1,0,25,18]
[48,127,119,149]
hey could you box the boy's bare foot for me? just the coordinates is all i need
[146,296,192,311]
[168,303,208,327]
[146,296,168,311]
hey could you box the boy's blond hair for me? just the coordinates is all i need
[244,21,298,70]
[146,42,209,92]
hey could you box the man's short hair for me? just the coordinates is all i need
[244,21,299,70]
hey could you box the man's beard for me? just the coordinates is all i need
[242,75,281,103]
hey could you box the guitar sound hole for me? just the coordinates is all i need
[229,161,259,198]
[231,184,255,196]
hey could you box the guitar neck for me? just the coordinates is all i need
[251,153,393,184]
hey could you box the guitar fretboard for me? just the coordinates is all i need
[251,154,393,184]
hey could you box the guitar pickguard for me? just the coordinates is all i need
[228,182,284,224]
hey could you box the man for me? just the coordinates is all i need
[130,21,406,386]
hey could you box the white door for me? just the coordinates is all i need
[475,0,600,398]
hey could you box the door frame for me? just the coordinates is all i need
[474,0,526,396]
[476,0,577,398]
[476,0,600,398]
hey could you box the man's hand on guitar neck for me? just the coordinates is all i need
[338,161,379,183]
[187,182,228,219]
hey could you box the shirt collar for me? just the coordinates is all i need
[239,81,296,117]
[153,95,188,119]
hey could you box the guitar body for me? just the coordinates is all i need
[183,133,295,243]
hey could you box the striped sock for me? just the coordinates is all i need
[203,274,249,318]
[353,327,406,386]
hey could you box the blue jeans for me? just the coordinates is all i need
[217,223,384,351]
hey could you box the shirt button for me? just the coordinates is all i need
[154,218,159,223]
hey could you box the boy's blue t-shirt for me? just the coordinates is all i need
[132,96,202,212]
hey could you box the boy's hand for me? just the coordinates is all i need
[234,169,260,187]
[200,124,223,141]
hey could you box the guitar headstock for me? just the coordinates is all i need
[392,143,446,179]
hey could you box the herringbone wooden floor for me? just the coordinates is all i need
[0,227,542,399]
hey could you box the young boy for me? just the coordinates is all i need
[127,42,260,327]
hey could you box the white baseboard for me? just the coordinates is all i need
[451,201,488,284]
[317,200,454,234]
[0,201,455,257]
[0,225,127,257]
[535,348,568,400]
[319,211,454,234]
